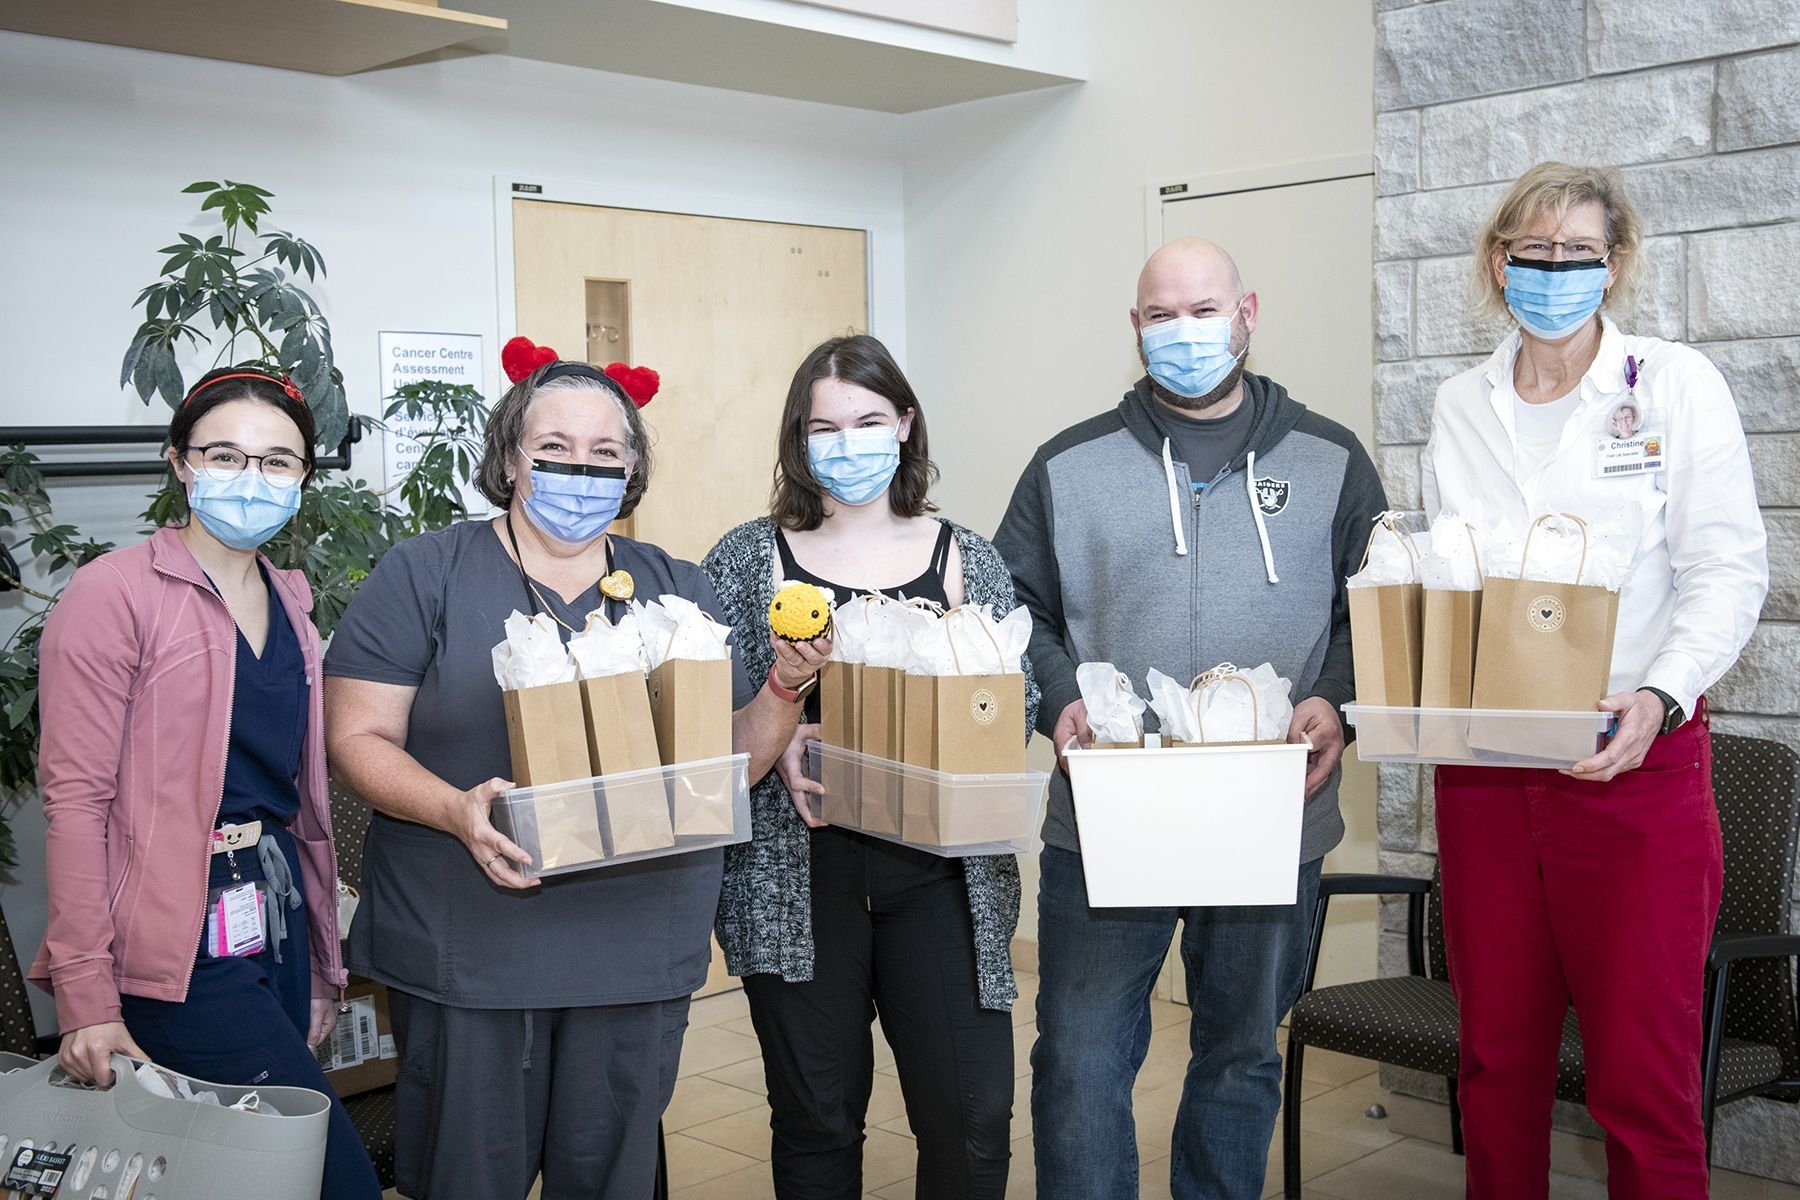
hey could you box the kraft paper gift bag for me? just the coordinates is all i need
[1418,519,1485,708]
[501,682,595,787]
[1078,662,1147,750]
[640,595,737,835]
[647,658,735,833]
[1471,514,1620,714]
[492,611,593,786]
[582,672,674,855]
[899,606,1032,847]
[817,661,863,827]
[569,609,673,855]
[525,783,608,871]
[1346,514,1425,710]
[856,664,906,835]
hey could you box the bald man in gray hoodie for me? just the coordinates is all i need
[995,239,1386,1200]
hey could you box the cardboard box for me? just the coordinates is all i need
[317,975,396,1099]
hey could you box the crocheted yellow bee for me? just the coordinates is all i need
[768,582,833,642]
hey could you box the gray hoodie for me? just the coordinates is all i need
[994,374,1388,860]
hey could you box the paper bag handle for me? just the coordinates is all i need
[1519,512,1590,585]
[941,605,1008,675]
[1463,522,1484,578]
[1188,665,1259,744]
[1356,512,1422,573]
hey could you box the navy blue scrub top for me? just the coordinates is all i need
[215,563,309,832]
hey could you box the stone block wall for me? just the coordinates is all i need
[1371,0,1800,1181]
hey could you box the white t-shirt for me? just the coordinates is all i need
[1511,385,1581,479]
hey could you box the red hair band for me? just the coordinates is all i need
[502,335,659,408]
[182,371,305,408]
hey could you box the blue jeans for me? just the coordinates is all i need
[1030,845,1322,1200]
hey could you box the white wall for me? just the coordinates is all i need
[0,29,906,1030]
[899,0,1378,962]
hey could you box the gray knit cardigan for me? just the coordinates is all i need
[701,515,1040,1011]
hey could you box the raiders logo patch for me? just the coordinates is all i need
[1253,477,1290,516]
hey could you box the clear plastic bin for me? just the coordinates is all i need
[802,741,1046,857]
[1343,704,1615,768]
[1066,737,1309,907]
[490,753,751,880]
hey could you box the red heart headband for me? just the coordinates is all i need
[182,370,306,407]
[501,336,659,408]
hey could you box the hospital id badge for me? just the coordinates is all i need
[204,881,265,958]
[1594,396,1665,478]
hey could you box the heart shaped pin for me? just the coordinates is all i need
[600,570,635,601]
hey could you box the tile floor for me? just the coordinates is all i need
[388,972,1800,1199]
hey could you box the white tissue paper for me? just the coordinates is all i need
[1077,662,1146,744]
[491,611,578,690]
[1483,509,1641,590]
[828,594,878,665]
[909,605,1031,676]
[1194,663,1295,743]
[1145,669,1204,744]
[1346,512,1427,588]
[1146,664,1294,744]
[1417,511,1486,591]
[567,608,648,679]
[862,596,926,670]
[636,594,732,669]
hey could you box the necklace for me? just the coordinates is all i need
[504,513,616,636]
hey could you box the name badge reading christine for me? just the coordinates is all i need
[1594,432,1666,478]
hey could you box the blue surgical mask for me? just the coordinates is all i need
[522,461,627,543]
[1503,257,1609,341]
[807,427,901,507]
[1140,310,1246,399]
[187,468,302,551]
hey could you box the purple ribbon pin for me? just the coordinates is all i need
[1624,354,1639,391]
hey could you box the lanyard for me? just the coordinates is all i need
[503,512,618,637]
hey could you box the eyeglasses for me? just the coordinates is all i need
[182,444,307,489]
[1506,237,1609,262]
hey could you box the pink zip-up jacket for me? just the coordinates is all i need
[28,526,347,1033]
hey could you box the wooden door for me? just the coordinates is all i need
[514,201,868,996]
[512,200,870,564]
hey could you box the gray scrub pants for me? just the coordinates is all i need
[389,991,691,1200]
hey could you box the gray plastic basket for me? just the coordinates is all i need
[0,1052,327,1199]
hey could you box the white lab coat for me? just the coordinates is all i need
[1422,317,1767,716]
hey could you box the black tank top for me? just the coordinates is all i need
[774,521,954,609]
[775,522,954,725]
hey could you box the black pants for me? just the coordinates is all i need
[743,827,1014,1200]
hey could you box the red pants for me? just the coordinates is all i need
[1434,705,1722,1200]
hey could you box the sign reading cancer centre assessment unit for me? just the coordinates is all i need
[378,330,487,511]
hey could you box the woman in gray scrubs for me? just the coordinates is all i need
[323,346,828,1200]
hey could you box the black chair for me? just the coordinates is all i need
[1281,732,1800,1198]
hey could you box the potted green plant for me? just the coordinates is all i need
[0,180,488,869]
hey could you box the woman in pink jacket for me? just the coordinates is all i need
[28,367,379,1199]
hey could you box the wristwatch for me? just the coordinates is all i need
[1639,687,1686,736]
[766,664,818,704]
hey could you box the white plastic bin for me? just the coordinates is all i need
[803,741,1046,857]
[0,1053,329,1200]
[1343,704,1615,769]
[490,753,751,880]
[1065,738,1308,907]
